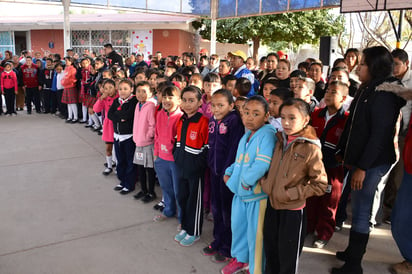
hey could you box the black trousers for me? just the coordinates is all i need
[4,88,16,114]
[263,202,307,274]
[137,164,156,195]
[25,87,41,113]
[42,88,51,113]
[50,91,58,114]
[56,89,67,117]
[177,175,204,236]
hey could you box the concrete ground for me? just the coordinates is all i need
[0,112,403,274]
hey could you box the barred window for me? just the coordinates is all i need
[0,31,14,55]
[71,30,131,56]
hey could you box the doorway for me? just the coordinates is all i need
[14,31,28,55]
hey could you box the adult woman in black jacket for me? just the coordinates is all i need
[333,46,406,274]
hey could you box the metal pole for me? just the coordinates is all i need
[397,10,404,49]
[63,0,71,54]
[210,0,217,55]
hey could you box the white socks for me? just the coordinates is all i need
[67,104,78,120]
[106,155,112,168]
[82,105,88,122]
[91,113,101,127]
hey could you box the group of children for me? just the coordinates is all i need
[1,50,358,274]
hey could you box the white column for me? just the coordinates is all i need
[210,0,217,55]
[63,0,71,53]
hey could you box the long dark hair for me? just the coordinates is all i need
[362,46,393,82]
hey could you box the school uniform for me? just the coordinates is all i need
[93,94,118,143]
[108,95,138,191]
[39,67,54,113]
[61,65,78,104]
[154,107,184,219]
[21,63,40,113]
[174,112,209,236]
[307,107,349,242]
[208,110,244,257]
[225,124,277,274]
[1,70,18,114]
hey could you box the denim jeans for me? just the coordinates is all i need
[350,164,391,234]
[154,157,181,221]
[391,170,412,262]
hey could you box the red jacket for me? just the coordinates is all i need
[1,70,18,92]
[21,64,39,88]
[311,107,348,168]
[61,65,77,88]
[174,112,209,178]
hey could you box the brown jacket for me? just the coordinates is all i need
[261,126,328,210]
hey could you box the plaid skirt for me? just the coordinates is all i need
[83,93,98,108]
[62,87,79,104]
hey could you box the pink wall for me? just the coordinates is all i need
[153,29,195,57]
[30,29,64,57]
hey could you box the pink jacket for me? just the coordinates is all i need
[93,94,119,143]
[200,93,213,120]
[133,97,157,147]
[61,65,77,88]
[154,107,184,161]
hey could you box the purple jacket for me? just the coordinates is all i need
[208,110,244,176]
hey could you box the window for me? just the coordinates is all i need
[0,31,14,56]
[71,30,131,56]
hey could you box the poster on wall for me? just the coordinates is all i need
[131,30,153,61]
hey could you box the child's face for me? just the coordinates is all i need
[281,105,310,136]
[324,85,346,109]
[4,64,12,72]
[268,94,283,118]
[162,92,180,112]
[81,60,90,68]
[103,83,116,97]
[135,73,146,83]
[275,62,290,80]
[329,71,349,84]
[309,64,322,83]
[189,78,203,89]
[234,100,245,117]
[203,81,221,99]
[224,80,236,94]
[165,67,176,77]
[136,85,152,103]
[211,94,234,121]
[95,61,104,70]
[294,80,312,103]
[102,71,112,79]
[148,74,158,89]
[46,60,53,68]
[219,62,230,75]
[289,77,299,92]
[263,83,276,101]
[26,58,33,66]
[118,83,133,99]
[242,100,269,133]
[181,91,201,117]
[55,66,63,73]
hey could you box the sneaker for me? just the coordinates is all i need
[153,214,168,222]
[142,193,157,203]
[202,245,217,256]
[179,234,200,247]
[174,230,187,242]
[113,185,123,191]
[153,201,165,211]
[134,191,147,200]
[104,162,117,168]
[312,239,328,249]
[211,253,231,263]
[102,167,113,176]
[221,258,248,274]
[390,260,412,274]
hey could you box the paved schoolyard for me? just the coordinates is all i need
[0,112,402,274]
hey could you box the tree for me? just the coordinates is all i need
[192,9,344,60]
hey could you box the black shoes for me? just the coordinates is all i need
[134,191,147,200]
[113,185,123,191]
[102,168,113,176]
[119,188,133,195]
[142,193,157,203]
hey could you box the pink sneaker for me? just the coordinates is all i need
[220,258,248,274]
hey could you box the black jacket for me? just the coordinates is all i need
[108,96,137,135]
[337,77,406,170]
[107,51,123,68]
